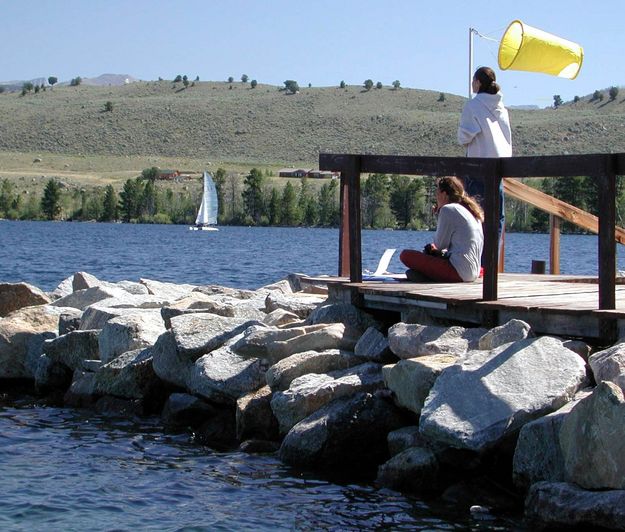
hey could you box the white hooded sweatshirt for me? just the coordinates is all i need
[457,92,512,157]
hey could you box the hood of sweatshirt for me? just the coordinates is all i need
[473,92,507,117]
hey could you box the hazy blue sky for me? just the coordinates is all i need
[2,0,622,106]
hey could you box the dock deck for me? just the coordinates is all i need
[310,273,625,344]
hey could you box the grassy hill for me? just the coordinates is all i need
[1,80,625,187]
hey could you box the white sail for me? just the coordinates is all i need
[194,171,218,227]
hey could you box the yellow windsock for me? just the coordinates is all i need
[498,20,583,79]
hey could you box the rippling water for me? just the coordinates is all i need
[5,220,607,530]
[0,396,522,531]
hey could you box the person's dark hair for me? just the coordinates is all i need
[437,176,484,222]
[474,66,500,95]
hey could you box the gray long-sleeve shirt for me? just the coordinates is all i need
[434,203,483,282]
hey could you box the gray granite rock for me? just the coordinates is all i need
[525,481,625,531]
[376,447,440,493]
[478,319,533,350]
[50,285,129,311]
[560,381,625,489]
[266,349,362,391]
[419,336,588,452]
[589,342,625,392]
[161,392,218,429]
[354,327,394,363]
[139,278,197,300]
[306,302,380,335]
[98,311,165,363]
[264,291,325,319]
[271,362,384,434]
[383,354,457,416]
[43,329,100,369]
[388,323,487,360]
[236,385,280,441]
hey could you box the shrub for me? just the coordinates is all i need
[573,95,580,103]
[392,80,401,90]
[251,79,258,89]
[241,74,248,83]
[364,79,373,91]
[609,86,619,101]
[438,92,446,102]
[339,80,345,89]
[553,94,563,108]
[376,81,382,89]
[104,101,113,112]
[284,80,299,94]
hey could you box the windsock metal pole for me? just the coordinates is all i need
[468,27,477,99]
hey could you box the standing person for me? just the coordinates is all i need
[458,66,512,236]
[399,177,483,282]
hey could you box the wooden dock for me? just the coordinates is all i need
[309,273,625,345]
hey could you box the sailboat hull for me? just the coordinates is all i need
[189,225,219,231]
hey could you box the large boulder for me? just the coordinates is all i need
[72,272,148,296]
[271,362,385,434]
[559,381,625,489]
[43,329,100,370]
[264,291,325,319]
[231,324,324,358]
[306,302,380,335]
[262,308,301,328]
[139,278,197,300]
[376,447,440,493]
[93,347,164,402]
[50,285,129,310]
[383,355,457,416]
[512,391,590,489]
[279,392,409,473]
[265,349,362,391]
[79,305,139,330]
[186,345,266,405]
[588,342,625,392]
[161,393,218,429]
[419,336,588,452]
[478,319,533,350]
[0,305,73,378]
[525,481,625,531]
[354,327,394,363]
[169,314,260,362]
[162,292,266,324]
[98,311,165,363]
[388,323,487,360]
[0,282,51,317]
[236,385,280,441]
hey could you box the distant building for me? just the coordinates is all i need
[159,169,180,180]
[307,170,336,179]
[279,168,312,178]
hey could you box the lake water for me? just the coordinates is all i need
[2,219,617,531]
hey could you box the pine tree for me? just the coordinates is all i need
[101,185,118,221]
[41,179,62,220]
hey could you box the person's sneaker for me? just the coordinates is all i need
[405,269,429,282]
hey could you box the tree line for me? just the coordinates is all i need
[1,171,624,233]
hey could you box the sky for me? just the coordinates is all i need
[2,0,623,107]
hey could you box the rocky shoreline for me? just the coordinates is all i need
[1,273,624,530]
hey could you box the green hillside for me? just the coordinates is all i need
[2,80,624,171]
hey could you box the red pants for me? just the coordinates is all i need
[399,249,463,282]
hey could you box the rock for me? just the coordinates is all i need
[478,319,532,350]
[263,308,301,327]
[231,324,323,358]
[388,323,487,359]
[163,292,266,322]
[49,275,74,299]
[72,271,102,291]
[43,329,100,370]
[34,353,73,391]
[265,349,362,391]
[193,285,256,300]
[236,385,280,441]
[64,369,97,407]
[152,330,189,388]
[186,345,266,405]
[161,393,218,429]
[512,391,591,489]
[265,323,359,363]
[563,339,591,361]
[354,327,394,363]
[0,282,51,317]
[0,305,73,379]
[306,302,380,335]
[259,279,293,294]
[525,481,625,531]
[95,293,171,309]
[194,408,237,451]
[387,426,422,456]
[98,311,165,363]
[383,355,457,416]
[116,280,149,295]
[376,447,440,493]
[59,310,82,335]
[169,314,260,362]
[279,392,409,474]
[264,291,325,319]
[93,347,164,403]
[560,381,625,489]
[238,439,280,454]
[589,342,625,392]
[271,362,385,434]
[79,305,136,330]
[95,396,145,417]
[140,278,197,300]
[419,336,588,452]
[50,285,129,310]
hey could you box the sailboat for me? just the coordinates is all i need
[189,171,219,231]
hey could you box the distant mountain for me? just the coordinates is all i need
[0,74,138,91]
[80,74,139,86]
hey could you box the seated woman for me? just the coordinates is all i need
[400,176,483,282]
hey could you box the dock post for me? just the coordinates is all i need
[597,154,616,310]
[482,159,501,301]
[338,155,362,283]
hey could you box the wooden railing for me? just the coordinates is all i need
[319,153,623,310]
[502,178,625,274]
